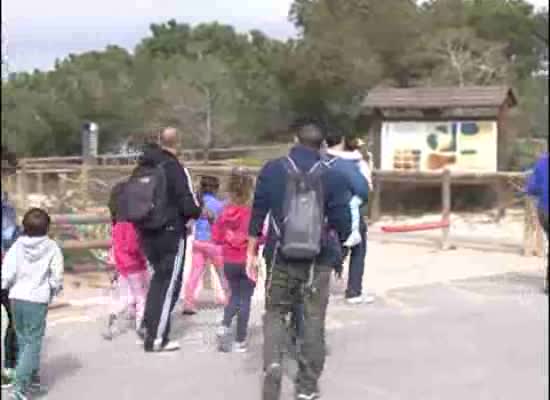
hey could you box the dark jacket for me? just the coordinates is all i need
[138,145,201,233]
[324,152,370,202]
[526,153,549,215]
[250,145,352,268]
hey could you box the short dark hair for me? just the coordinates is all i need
[200,175,220,195]
[293,118,325,149]
[325,131,344,148]
[22,208,51,237]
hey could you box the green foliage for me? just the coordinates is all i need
[1,2,548,157]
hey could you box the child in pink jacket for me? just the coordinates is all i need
[104,183,150,340]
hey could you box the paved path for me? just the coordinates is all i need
[7,241,549,399]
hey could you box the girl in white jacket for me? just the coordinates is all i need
[2,208,64,400]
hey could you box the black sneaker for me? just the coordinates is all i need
[30,379,48,396]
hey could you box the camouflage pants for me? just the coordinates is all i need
[262,261,331,400]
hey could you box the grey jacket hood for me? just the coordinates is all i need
[19,236,55,263]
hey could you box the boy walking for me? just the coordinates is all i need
[2,208,64,400]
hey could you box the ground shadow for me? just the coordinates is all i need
[41,354,83,392]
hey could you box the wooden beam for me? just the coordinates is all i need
[441,169,452,250]
[60,239,110,250]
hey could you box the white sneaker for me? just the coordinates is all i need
[216,325,230,338]
[153,339,181,352]
[346,294,375,305]
[296,392,320,400]
[363,294,375,304]
[233,341,248,353]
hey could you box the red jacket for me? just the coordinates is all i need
[212,204,257,265]
[111,222,147,277]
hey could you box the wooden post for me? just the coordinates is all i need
[494,176,506,222]
[80,164,89,207]
[534,221,544,257]
[370,173,382,223]
[523,197,534,256]
[441,169,451,250]
[36,172,44,195]
[16,162,28,210]
[58,174,67,199]
[6,174,14,194]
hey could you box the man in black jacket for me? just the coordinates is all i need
[138,127,202,352]
[247,120,352,400]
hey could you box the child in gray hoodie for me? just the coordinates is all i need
[1,208,64,400]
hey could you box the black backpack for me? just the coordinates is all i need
[275,156,326,260]
[115,162,170,230]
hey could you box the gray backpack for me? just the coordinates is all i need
[275,157,326,260]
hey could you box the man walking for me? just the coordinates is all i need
[247,120,352,400]
[325,131,373,304]
[137,127,202,352]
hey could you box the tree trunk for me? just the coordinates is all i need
[203,88,213,165]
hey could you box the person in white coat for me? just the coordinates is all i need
[2,208,64,400]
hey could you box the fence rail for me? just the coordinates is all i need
[3,163,543,256]
[19,144,291,167]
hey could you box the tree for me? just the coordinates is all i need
[152,54,242,161]
[417,27,510,86]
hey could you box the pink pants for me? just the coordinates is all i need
[183,240,227,310]
[110,270,150,329]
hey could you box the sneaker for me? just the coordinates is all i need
[29,382,48,395]
[152,339,180,352]
[296,392,320,400]
[135,328,146,345]
[233,341,248,353]
[216,325,230,338]
[102,314,117,340]
[182,308,197,316]
[1,371,14,390]
[9,390,28,400]
[345,294,375,305]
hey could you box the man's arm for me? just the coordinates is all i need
[526,159,542,197]
[48,243,65,299]
[248,161,275,239]
[345,162,370,202]
[332,159,369,202]
[324,169,352,242]
[247,162,276,273]
[168,162,202,220]
[1,244,17,291]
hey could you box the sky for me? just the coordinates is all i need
[2,0,547,72]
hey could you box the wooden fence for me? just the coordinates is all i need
[11,165,539,256]
[19,144,291,168]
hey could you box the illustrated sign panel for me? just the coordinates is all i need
[381,121,498,172]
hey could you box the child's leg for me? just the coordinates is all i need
[110,275,130,317]
[13,300,48,394]
[1,290,18,370]
[207,243,228,304]
[344,197,362,247]
[127,270,150,330]
[183,242,207,310]
[235,271,256,343]
[1,305,7,371]
[222,264,241,328]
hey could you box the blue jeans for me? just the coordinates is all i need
[12,300,48,393]
[223,263,256,342]
[346,221,367,298]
